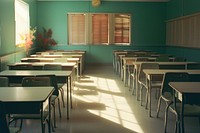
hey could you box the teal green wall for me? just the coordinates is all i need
[37,1,167,64]
[166,0,200,62]
[2,0,200,67]
[0,0,37,70]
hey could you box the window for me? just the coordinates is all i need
[68,13,131,45]
[68,14,86,44]
[15,0,30,45]
[92,14,108,44]
[114,14,130,44]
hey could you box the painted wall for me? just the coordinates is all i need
[37,1,167,64]
[166,0,200,62]
[0,0,37,70]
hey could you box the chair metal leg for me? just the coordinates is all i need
[59,87,65,108]
[164,104,170,133]
[140,85,144,106]
[46,119,53,133]
[52,103,56,128]
[57,98,62,118]
[41,120,45,133]
[198,117,200,127]
[145,89,149,109]
[19,119,23,130]
[175,114,179,133]
[156,97,162,118]
[128,73,131,91]
[131,75,135,95]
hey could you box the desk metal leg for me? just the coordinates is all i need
[66,77,69,120]
[181,97,185,133]
[135,69,139,100]
[70,75,72,109]
[48,97,52,133]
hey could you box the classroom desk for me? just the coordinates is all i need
[30,54,82,58]
[133,62,195,100]
[21,57,82,76]
[35,50,86,74]
[0,70,72,119]
[30,54,84,75]
[169,82,200,133]
[21,57,79,63]
[0,86,54,133]
[143,69,200,117]
[36,50,86,55]
[113,50,153,75]
[8,62,76,71]
[122,56,176,84]
[30,54,82,72]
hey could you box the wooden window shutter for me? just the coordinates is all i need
[68,14,86,44]
[114,14,130,43]
[92,14,108,44]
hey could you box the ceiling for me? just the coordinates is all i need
[37,0,170,2]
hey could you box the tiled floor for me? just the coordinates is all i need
[19,65,200,133]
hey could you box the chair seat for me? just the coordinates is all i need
[51,95,57,101]
[9,127,21,133]
[151,81,162,88]
[58,83,64,88]
[10,111,49,120]
[170,103,200,116]
[162,92,173,102]
[130,73,135,78]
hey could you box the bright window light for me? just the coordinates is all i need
[74,76,144,133]
[15,0,30,45]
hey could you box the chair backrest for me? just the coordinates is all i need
[174,57,186,62]
[43,64,62,70]
[0,101,10,133]
[36,75,59,96]
[189,74,200,82]
[187,63,200,70]
[53,58,68,63]
[161,72,189,97]
[136,57,148,62]
[41,52,50,55]
[0,77,9,87]
[11,64,33,70]
[22,77,51,87]
[138,63,159,84]
[156,55,170,62]
[22,59,40,62]
[159,64,185,70]
[124,54,134,57]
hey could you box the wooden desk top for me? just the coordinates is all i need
[134,61,194,65]
[0,70,72,77]
[0,87,54,102]
[8,62,76,67]
[30,54,82,58]
[169,82,200,94]
[143,69,200,75]
[21,57,80,62]
[36,51,86,55]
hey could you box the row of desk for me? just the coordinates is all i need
[0,50,86,132]
[113,50,200,133]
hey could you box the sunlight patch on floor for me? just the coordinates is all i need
[74,76,144,133]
